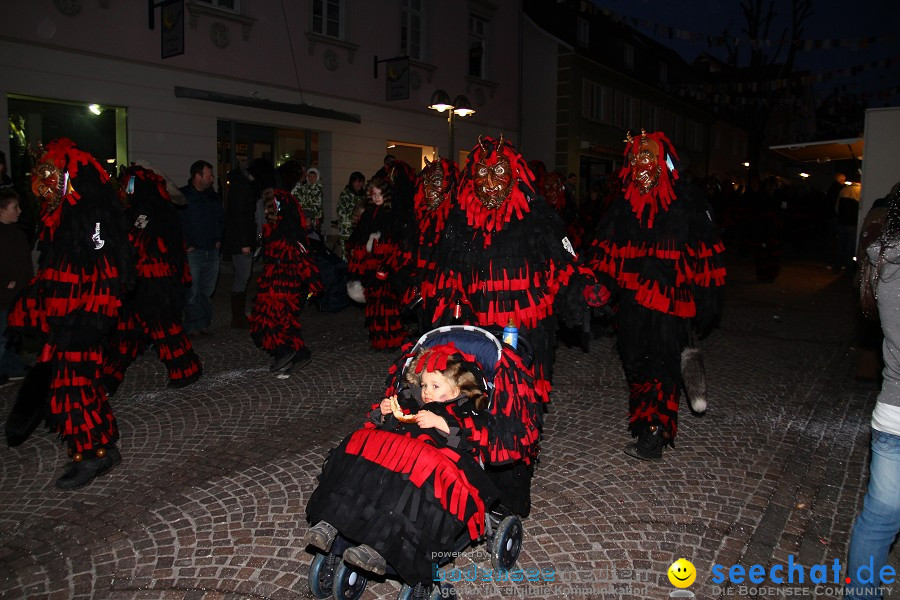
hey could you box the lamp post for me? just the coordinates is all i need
[428,89,475,161]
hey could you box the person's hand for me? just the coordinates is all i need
[380,395,396,416]
[415,411,449,433]
[215,241,221,249]
[187,246,195,252]
[241,246,251,255]
[7,281,14,289]
[584,283,611,307]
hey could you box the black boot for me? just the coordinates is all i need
[270,349,296,372]
[283,347,312,374]
[55,445,122,490]
[624,424,666,460]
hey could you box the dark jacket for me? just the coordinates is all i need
[178,182,225,251]
[0,222,33,308]
[222,168,258,255]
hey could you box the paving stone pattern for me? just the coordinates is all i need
[0,257,887,599]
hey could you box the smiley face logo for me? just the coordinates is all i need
[668,558,696,588]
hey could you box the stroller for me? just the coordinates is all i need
[304,325,543,600]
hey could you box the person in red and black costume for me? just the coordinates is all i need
[250,188,323,374]
[425,136,602,399]
[6,138,133,489]
[102,163,203,395]
[346,177,406,349]
[385,154,460,334]
[423,136,605,514]
[584,130,726,460]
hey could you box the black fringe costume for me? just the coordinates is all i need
[384,157,459,324]
[421,137,599,514]
[8,139,133,455]
[103,164,202,393]
[584,131,726,443]
[306,343,498,586]
[423,138,598,398]
[384,328,544,517]
[249,189,322,359]
[346,189,406,350]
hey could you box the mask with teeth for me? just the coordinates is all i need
[473,153,512,209]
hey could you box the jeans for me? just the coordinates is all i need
[230,252,253,293]
[0,309,27,376]
[846,429,900,599]
[184,248,220,333]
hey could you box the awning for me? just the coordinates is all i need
[174,86,361,124]
[769,138,863,162]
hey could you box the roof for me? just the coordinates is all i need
[769,138,863,162]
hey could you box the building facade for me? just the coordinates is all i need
[0,0,524,234]
[522,0,750,201]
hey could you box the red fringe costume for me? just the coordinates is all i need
[384,329,544,517]
[102,164,202,393]
[8,139,133,456]
[423,138,598,398]
[249,189,323,361]
[584,131,726,446]
[306,343,498,585]
[385,157,459,326]
[346,184,406,349]
[422,137,599,514]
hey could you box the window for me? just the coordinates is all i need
[583,80,605,122]
[400,0,422,60]
[468,14,487,78]
[197,0,239,11]
[623,43,634,70]
[577,17,589,46]
[312,0,343,39]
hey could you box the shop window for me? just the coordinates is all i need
[6,95,126,192]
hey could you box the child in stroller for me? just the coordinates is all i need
[303,326,540,600]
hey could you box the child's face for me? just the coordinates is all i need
[371,187,384,205]
[421,371,459,404]
[0,199,21,224]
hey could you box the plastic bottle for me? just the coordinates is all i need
[502,318,518,349]
[452,300,462,323]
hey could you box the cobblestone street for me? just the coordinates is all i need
[0,256,885,600]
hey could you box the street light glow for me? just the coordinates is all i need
[88,104,102,115]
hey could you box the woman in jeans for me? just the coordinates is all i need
[847,181,900,600]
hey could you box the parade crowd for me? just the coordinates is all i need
[1,130,730,597]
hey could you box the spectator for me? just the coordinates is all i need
[223,162,259,328]
[834,181,862,271]
[292,167,324,236]
[846,182,900,600]
[179,160,224,336]
[346,177,406,349]
[336,171,366,259]
[0,188,32,386]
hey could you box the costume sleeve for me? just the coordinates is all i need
[487,348,544,466]
[687,201,727,337]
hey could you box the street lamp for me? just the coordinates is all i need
[428,89,475,161]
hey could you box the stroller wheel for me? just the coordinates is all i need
[308,552,338,598]
[490,515,523,571]
[397,581,454,600]
[331,560,368,600]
